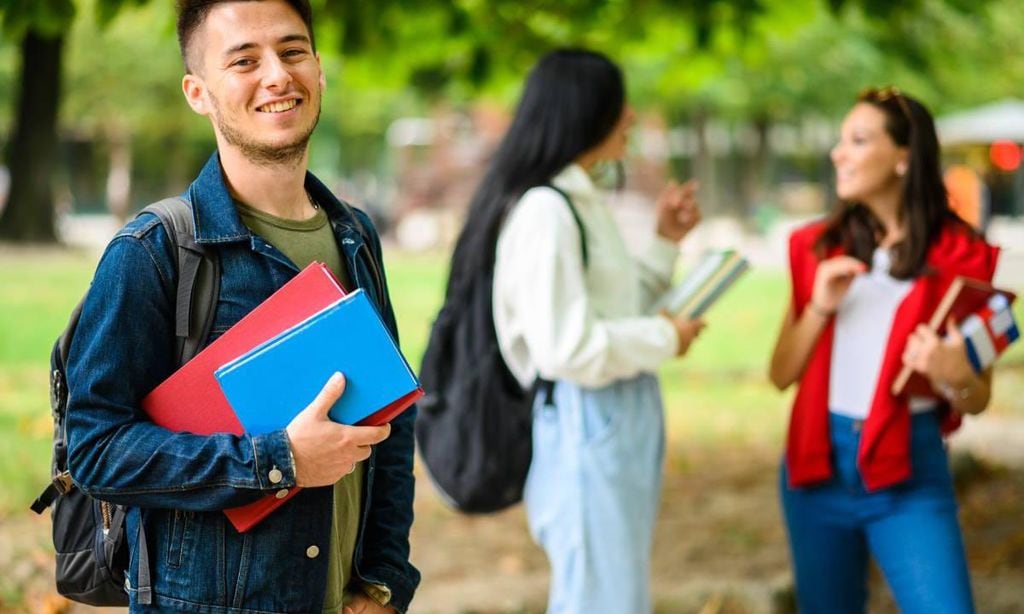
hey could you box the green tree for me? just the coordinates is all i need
[0,0,148,242]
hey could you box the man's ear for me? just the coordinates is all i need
[316,52,326,91]
[182,73,210,116]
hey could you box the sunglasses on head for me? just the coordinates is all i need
[859,86,913,122]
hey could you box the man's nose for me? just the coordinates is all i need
[261,55,293,90]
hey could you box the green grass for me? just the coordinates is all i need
[2,246,1023,516]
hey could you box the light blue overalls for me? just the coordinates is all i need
[524,372,665,614]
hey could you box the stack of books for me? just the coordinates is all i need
[142,262,422,532]
[654,248,749,318]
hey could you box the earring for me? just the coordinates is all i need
[896,163,907,177]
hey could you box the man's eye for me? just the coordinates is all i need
[282,49,307,59]
[232,58,256,68]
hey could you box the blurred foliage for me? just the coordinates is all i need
[0,0,1022,206]
[2,0,1016,138]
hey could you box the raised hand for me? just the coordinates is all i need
[810,255,867,315]
[655,179,701,242]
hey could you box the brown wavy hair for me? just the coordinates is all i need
[816,87,968,279]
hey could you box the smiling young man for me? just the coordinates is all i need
[63,1,420,612]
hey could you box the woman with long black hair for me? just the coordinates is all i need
[770,87,1000,612]
[448,49,705,612]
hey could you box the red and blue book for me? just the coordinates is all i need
[141,262,421,532]
[214,288,421,434]
[961,292,1019,372]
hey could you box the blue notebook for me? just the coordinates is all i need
[214,289,421,435]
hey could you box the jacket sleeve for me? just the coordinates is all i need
[353,210,421,612]
[494,190,678,389]
[65,219,296,510]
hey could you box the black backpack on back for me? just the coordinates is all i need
[416,187,587,514]
[30,197,219,606]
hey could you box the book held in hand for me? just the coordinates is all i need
[891,276,1018,397]
[654,248,749,318]
[141,262,348,532]
[214,288,423,435]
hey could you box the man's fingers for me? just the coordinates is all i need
[307,372,346,419]
[348,423,392,446]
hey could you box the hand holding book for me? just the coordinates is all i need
[893,276,1018,398]
[285,372,391,487]
[901,316,980,401]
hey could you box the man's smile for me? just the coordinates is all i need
[256,99,300,113]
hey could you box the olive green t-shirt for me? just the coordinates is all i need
[234,201,363,611]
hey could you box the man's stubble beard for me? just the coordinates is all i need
[209,91,321,168]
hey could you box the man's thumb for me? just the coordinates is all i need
[306,372,345,419]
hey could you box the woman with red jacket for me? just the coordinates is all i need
[769,88,999,613]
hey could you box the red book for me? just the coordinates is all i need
[143,262,374,532]
[891,276,1018,397]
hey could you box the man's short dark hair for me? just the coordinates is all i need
[176,0,316,73]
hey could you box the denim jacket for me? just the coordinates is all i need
[66,153,420,613]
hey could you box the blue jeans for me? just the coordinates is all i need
[780,412,973,614]
[525,374,664,614]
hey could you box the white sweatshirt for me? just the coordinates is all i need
[492,164,680,389]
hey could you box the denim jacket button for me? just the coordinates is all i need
[306,545,320,559]
[268,468,283,484]
[275,489,289,499]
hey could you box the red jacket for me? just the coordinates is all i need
[785,220,999,491]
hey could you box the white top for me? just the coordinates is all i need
[830,248,937,419]
[493,164,680,389]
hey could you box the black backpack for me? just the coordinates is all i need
[29,197,219,606]
[416,186,587,514]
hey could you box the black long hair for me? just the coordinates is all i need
[817,87,967,279]
[444,49,625,299]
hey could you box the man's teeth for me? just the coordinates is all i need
[259,100,298,113]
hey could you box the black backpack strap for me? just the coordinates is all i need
[543,184,588,269]
[139,197,221,365]
[134,520,152,604]
[132,197,219,606]
[527,186,588,404]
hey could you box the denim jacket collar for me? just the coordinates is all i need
[188,152,362,245]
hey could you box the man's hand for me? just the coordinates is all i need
[655,179,701,242]
[285,373,391,487]
[343,594,394,614]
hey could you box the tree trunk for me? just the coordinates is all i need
[692,109,718,214]
[106,128,133,221]
[739,116,771,219]
[0,29,64,243]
